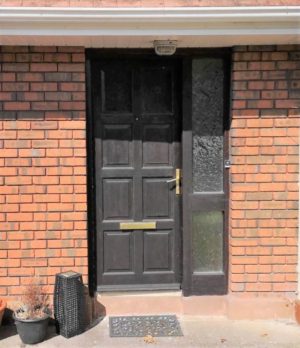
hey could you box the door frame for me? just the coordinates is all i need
[86,48,231,297]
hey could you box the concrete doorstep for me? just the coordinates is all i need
[1,316,300,348]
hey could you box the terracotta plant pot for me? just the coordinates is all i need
[0,299,7,326]
[295,299,300,324]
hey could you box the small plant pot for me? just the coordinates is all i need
[14,314,49,344]
[0,299,6,326]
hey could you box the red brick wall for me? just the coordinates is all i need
[230,45,299,296]
[0,46,87,298]
[0,45,299,301]
[0,0,299,7]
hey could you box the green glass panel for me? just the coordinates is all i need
[192,211,223,272]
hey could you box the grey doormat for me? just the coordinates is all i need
[109,315,183,337]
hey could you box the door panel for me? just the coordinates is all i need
[100,65,133,113]
[192,59,224,193]
[182,54,230,295]
[143,231,172,271]
[141,67,173,113]
[142,124,172,166]
[192,211,223,272]
[102,179,133,220]
[92,58,181,290]
[142,179,171,218]
[102,124,133,166]
[103,231,134,273]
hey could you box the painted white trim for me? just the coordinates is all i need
[1,28,298,37]
[0,6,299,46]
[0,6,299,22]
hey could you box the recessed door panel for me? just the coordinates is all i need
[143,178,170,219]
[103,231,134,273]
[141,67,173,114]
[143,231,172,272]
[102,179,133,220]
[102,124,133,167]
[101,66,133,113]
[142,124,172,166]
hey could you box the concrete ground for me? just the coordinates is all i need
[1,316,300,348]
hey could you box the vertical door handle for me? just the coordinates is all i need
[167,168,181,195]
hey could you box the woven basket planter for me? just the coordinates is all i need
[54,271,85,338]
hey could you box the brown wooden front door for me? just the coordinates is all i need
[91,58,182,291]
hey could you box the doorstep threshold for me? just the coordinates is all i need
[97,283,182,297]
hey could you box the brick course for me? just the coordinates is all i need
[230,45,299,295]
[0,46,87,298]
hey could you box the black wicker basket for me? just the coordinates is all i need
[54,271,85,338]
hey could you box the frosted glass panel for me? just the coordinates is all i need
[192,59,224,192]
[192,211,223,272]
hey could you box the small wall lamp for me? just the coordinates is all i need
[153,40,177,56]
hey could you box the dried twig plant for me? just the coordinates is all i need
[15,277,50,320]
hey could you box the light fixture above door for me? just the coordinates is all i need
[153,40,177,56]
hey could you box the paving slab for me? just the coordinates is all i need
[1,316,300,348]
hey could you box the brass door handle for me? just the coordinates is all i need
[167,168,181,195]
[167,178,176,183]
